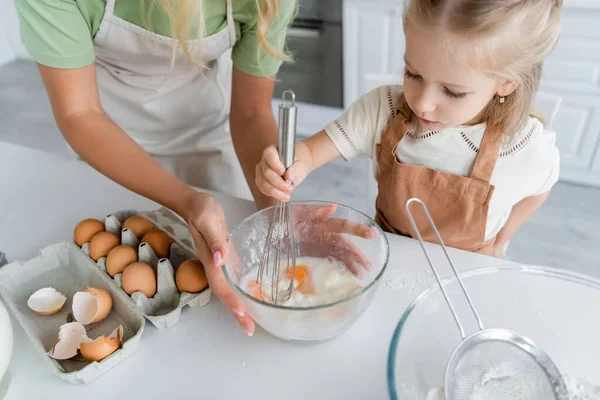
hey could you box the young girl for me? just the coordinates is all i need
[256,0,562,258]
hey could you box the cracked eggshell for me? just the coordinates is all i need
[74,218,105,247]
[106,245,138,277]
[47,322,88,360]
[27,287,67,316]
[73,288,113,325]
[89,231,120,261]
[140,229,173,259]
[122,215,154,239]
[80,325,123,362]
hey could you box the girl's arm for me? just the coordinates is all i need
[492,192,551,257]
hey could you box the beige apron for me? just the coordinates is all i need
[91,0,252,200]
[375,111,503,255]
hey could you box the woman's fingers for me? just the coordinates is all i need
[187,197,255,336]
[324,218,378,238]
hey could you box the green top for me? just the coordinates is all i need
[15,0,295,77]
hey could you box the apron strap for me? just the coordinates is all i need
[225,0,236,47]
[382,110,409,152]
[469,125,504,183]
[104,0,116,18]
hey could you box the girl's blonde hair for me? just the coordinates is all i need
[146,0,295,70]
[397,0,563,134]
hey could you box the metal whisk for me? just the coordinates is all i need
[257,90,298,304]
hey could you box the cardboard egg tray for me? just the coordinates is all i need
[79,207,212,329]
[0,242,145,384]
[0,207,210,384]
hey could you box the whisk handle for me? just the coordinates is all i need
[278,90,297,169]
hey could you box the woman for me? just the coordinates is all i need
[15,0,297,336]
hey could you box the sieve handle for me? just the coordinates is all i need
[405,198,484,339]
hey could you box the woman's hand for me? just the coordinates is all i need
[292,204,378,278]
[255,144,311,202]
[183,192,255,336]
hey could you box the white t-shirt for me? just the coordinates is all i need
[324,85,560,241]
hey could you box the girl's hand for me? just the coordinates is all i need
[184,192,255,336]
[255,145,311,202]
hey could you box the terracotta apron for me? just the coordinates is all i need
[375,112,503,254]
[89,0,253,200]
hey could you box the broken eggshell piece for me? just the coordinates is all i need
[47,322,88,360]
[73,288,113,325]
[80,325,123,362]
[27,287,67,316]
[48,322,123,362]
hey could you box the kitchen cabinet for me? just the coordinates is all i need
[342,0,406,108]
[342,0,600,187]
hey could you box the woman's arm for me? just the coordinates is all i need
[38,63,198,218]
[491,192,551,257]
[38,63,256,335]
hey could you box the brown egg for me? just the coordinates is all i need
[106,245,138,277]
[122,215,154,239]
[141,229,173,259]
[176,259,208,293]
[74,218,105,247]
[89,232,120,261]
[121,262,157,297]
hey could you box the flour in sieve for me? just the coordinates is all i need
[426,373,600,400]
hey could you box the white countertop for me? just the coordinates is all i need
[0,142,513,400]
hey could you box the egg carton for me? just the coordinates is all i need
[0,242,145,384]
[77,208,212,329]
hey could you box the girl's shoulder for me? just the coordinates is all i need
[500,117,558,161]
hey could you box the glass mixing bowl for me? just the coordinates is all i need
[223,200,389,342]
[387,265,600,399]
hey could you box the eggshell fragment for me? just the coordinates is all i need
[122,262,157,297]
[106,245,138,277]
[27,288,67,316]
[73,288,113,325]
[80,325,123,362]
[176,259,208,293]
[74,218,105,247]
[122,215,154,239]
[47,322,88,360]
[47,323,123,362]
[89,231,120,261]
[141,229,173,259]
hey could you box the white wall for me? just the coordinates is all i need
[0,0,31,67]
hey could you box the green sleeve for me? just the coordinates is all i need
[232,0,295,77]
[15,0,95,69]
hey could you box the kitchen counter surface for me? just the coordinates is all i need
[0,141,514,400]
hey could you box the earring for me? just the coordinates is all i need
[499,96,506,104]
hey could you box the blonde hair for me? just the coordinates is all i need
[397,0,563,134]
[145,0,295,70]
